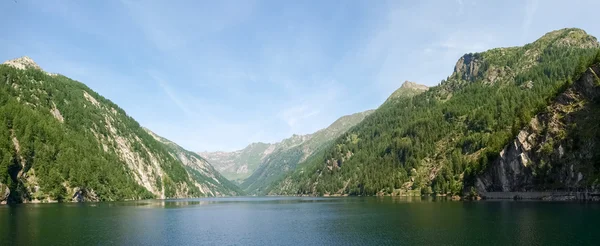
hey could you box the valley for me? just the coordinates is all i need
[2,29,600,204]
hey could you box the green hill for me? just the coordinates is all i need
[266,28,600,197]
[0,57,240,204]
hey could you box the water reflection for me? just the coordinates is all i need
[1,197,599,245]
[384,195,451,203]
[116,200,214,208]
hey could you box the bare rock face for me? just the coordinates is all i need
[476,64,600,193]
[50,102,64,123]
[400,81,429,91]
[3,56,59,76]
[385,81,429,103]
[0,183,9,203]
[453,53,482,81]
[575,66,600,99]
[476,130,535,192]
[3,56,42,70]
[71,187,99,202]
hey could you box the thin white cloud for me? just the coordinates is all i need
[457,0,464,15]
[439,31,496,52]
[280,105,321,128]
[11,0,595,152]
[276,79,344,135]
[522,0,539,39]
[148,72,197,118]
[120,0,256,53]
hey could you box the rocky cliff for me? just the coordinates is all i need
[453,53,483,82]
[475,63,600,195]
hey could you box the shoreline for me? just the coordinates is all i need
[479,191,600,201]
[3,192,600,205]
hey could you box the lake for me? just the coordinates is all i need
[1,197,599,245]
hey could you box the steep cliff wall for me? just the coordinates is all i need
[475,64,600,196]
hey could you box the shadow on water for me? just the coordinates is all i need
[2,196,600,245]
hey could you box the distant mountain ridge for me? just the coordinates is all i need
[200,110,375,194]
[241,110,375,194]
[198,142,274,183]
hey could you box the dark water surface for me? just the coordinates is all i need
[1,197,599,245]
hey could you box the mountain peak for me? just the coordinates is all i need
[400,81,429,90]
[384,81,429,104]
[3,56,42,70]
[535,28,599,49]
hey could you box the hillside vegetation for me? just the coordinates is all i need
[201,110,376,195]
[0,57,240,204]
[241,110,376,194]
[267,28,600,197]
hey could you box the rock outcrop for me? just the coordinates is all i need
[476,64,600,193]
[454,53,483,81]
[400,81,429,91]
[3,56,42,70]
[384,81,429,103]
[0,183,9,204]
[71,187,99,202]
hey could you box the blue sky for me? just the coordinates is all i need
[1,0,599,151]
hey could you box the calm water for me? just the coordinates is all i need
[1,197,599,245]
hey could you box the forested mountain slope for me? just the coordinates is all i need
[474,63,600,194]
[240,110,376,195]
[0,57,240,204]
[201,82,427,195]
[201,110,375,194]
[267,28,600,197]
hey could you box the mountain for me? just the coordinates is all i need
[267,28,600,197]
[474,62,600,196]
[200,110,374,194]
[384,81,429,103]
[241,110,374,194]
[199,142,274,183]
[0,57,240,204]
[144,128,242,196]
